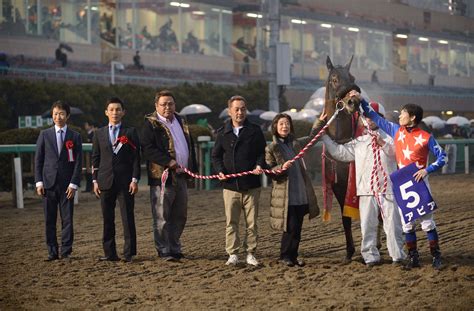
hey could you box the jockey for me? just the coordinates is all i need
[353,91,447,270]
[318,102,406,267]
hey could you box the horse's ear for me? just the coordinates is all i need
[345,55,354,70]
[326,56,334,71]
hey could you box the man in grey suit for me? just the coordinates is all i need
[35,101,83,261]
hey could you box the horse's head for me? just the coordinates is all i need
[326,56,360,114]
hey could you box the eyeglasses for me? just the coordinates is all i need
[157,102,175,107]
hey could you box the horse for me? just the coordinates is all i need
[323,55,361,262]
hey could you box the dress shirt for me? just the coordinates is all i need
[157,113,189,168]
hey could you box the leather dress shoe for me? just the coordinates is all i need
[172,253,184,260]
[99,256,121,262]
[45,255,59,262]
[122,256,133,263]
[295,259,306,267]
[280,258,295,267]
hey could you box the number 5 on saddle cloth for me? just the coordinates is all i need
[390,162,438,224]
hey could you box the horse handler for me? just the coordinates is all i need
[319,103,406,266]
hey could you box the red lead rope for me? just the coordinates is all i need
[180,109,342,179]
[159,107,344,205]
[361,116,388,216]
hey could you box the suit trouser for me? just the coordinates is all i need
[43,183,74,257]
[359,194,406,263]
[223,188,260,256]
[100,184,137,258]
[280,204,308,261]
[150,176,188,256]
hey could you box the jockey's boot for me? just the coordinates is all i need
[404,241,420,270]
[430,240,443,270]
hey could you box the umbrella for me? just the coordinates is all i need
[282,110,305,121]
[299,109,319,121]
[180,104,211,116]
[304,86,370,111]
[446,116,470,126]
[259,111,277,121]
[59,43,74,53]
[219,108,229,119]
[41,106,83,118]
[248,109,267,124]
[470,119,474,124]
[422,116,445,130]
[250,109,266,116]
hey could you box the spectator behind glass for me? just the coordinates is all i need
[0,52,10,75]
[133,50,144,70]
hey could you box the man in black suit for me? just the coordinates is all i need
[92,97,140,262]
[35,101,83,261]
[141,90,197,261]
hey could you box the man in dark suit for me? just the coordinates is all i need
[35,101,83,261]
[141,90,197,261]
[92,97,140,262]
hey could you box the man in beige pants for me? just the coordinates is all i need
[211,95,267,266]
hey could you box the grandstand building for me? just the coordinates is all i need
[1,0,473,117]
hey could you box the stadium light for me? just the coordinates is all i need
[291,19,306,24]
[396,34,408,39]
[247,13,262,18]
[438,40,449,44]
[320,23,332,28]
[418,37,429,42]
[348,27,359,32]
[170,2,190,8]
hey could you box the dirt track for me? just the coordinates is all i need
[1,174,473,309]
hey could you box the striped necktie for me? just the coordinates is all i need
[110,125,119,145]
[58,129,64,154]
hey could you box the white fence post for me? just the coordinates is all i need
[14,157,24,209]
[465,144,469,174]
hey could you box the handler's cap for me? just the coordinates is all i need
[369,102,385,116]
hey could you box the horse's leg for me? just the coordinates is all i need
[332,162,355,262]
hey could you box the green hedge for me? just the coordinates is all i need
[0,79,282,131]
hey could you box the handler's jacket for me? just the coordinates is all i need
[141,111,197,186]
[322,124,397,196]
[211,118,266,191]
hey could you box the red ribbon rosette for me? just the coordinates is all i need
[117,136,136,150]
[65,140,74,162]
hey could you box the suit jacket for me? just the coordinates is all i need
[141,112,197,187]
[35,126,83,190]
[92,125,141,190]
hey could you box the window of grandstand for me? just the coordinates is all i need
[3,0,97,43]
[408,36,430,74]
[469,48,474,76]
[115,1,231,56]
[281,17,393,72]
[360,29,392,70]
[450,42,469,77]
[430,39,449,76]
[232,12,258,60]
[331,25,358,68]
